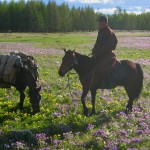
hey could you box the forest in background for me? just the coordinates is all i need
[0,0,150,32]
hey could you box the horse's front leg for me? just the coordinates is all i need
[81,87,89,116]
[17,88,25,110]
[91,89,96,115]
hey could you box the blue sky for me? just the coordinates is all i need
[2,0,150,14]
[54,0,150,14]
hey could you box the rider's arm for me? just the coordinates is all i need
[92,30,104,53]
[94,31,117,57]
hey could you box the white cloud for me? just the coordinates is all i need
[94,8,117,14]
[145,8,150,13]
[135,6,142,10]
[129,6,142,11]
[66,0,77,2]
[94,7,149,14]
[79,0,101,3]
[126,10,143,14]
[102,0,113,4]
[66,0,113,4]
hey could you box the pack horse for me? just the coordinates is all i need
[0,52,41,114]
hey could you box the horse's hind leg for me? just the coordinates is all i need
[126,97,133,113]
[124,86,134,113]
[81,87,89,116]
[91,89,96,115]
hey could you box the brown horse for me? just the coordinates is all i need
[58,49,143,116]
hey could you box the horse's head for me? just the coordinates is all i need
[58,49,78,76]
[29,86,41,114]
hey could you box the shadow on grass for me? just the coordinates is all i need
[0,109,122,149]
[0,105,33,125]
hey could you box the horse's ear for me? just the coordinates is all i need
[64,49,67,53]
[73,49,76,56]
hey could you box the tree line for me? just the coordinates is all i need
[109,7,150,30]
[0,1,150,32]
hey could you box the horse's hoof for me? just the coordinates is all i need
[90,111,96,116]
[83,109,89,116]
[125,108,132,114]
[84,112,89,116]
[17,103,23,110]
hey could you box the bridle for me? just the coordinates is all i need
[60,53,78,73]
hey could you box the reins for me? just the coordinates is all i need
[65,53,96,101]
[66,56,117,101]
[60,51,117,101]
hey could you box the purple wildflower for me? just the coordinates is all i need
[127,113,135,119]
[39,148,50,150]
[36,133,47,140]
[140,122,148,129]
[137,118,145,122]
[87,124,95,130]
[11,141,25,149]
[4,144,10,148]
[70,141,76,145]
[53,139,62,144]
[119,130,127,135]
[131,138,141,143]
[106,141,118,150]
[119,112,126,115]
[92,129,105,136]
[136,130,143,135]
[75,131,81,135]
[119,138,130,143]
[63,132,74,140]
[73,102,78,107]
[52,112,62,117]
[133,107,141,112]
[144,129,150,135]
[143,113,148,118]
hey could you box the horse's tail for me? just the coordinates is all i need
[133,63,143,99]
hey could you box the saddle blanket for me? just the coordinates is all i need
[0,54,21,86]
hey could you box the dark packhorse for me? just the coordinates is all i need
[0,56,41,114]
[58,49,143,116]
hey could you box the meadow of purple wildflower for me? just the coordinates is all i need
[0,31,149,149]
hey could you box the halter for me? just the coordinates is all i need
[61,53,78,72]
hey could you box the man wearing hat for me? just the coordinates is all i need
[92,15,118,87]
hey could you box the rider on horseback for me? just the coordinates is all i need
[92,16,118,88]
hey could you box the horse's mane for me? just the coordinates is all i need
[75,52,91,63]
[74,52,93,70]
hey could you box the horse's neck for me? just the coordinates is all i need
[74,53,93,77]
[23,68,37,90]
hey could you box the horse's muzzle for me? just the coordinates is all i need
[58,70,65,77]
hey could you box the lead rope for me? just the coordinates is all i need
[67,67,95,101]
[67,72,78,101]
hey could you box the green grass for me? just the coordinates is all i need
[0,32,95,50]
[116,48,150,59]
[0,31,150,149]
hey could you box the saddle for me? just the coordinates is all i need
[10,51,39,81]
[0,54,21,87]
[100,60,125,89]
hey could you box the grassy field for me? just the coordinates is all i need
[0,31,150,149]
